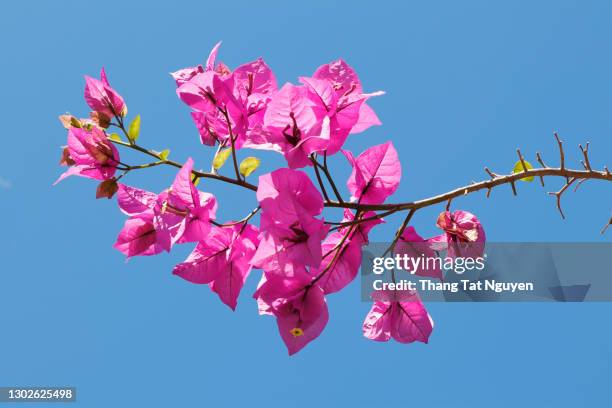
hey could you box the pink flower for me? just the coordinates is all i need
[170,41,221,86]
[84,68,127,118]
[190,110,229,146]
[433,210,486,258]
[176,71,246,134]
[174,43,278,151]
[252,210,329,276]
[232,58,277,105]
[161,158,217,243]
[113,159,218,257]
[114,184,180,258]
[300,60,384,156]
[363,292,433,344]
[343,141,401,204]
[396,226,443,280]
[173,224,259,310]
[253,274,328,355]
[311,59,383,135]
[252,169,329,275]
[55,126,120,184]
[261,83,329,168]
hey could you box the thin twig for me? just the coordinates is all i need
[548,178,577,219]
[554,132,565,170]
[109,138,257,191]
[220,107,242,181]
[601,214,612,235]
[535,151,546,186]
[312,155,344,203]
[579,143,592,171]
[383,209,416,257]
[310,155,330,202]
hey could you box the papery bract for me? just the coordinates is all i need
[55,126,120,184]
[299,75,362,155]
[312,210,383,294]
[252,168,328,275]
[433,210,486,258]
[262,83,329,168]
[164,158,217,243]
[113,212,171,258]
[173,224,259,310]
[253,274,328,355]
[363,293,433,344]
[343,141,401,204]
[396,226,443,280]
[256,168,324,216]
[117,184,158,216]
[209,224,259,310]
[312,59,383,137]
[232,58,277,103]
[252,210,329,276]
[311,231,361,294]
[84,68,126,118]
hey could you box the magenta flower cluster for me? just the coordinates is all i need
[57,43,485,355]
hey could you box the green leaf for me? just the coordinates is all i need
[127,115,141,143]
[213,148,232,170]
[159,149,170,161]
[239,157,261,178]
[108,133,123,142]
[512,160,534,182]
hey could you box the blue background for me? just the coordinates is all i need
[1,1,611,406]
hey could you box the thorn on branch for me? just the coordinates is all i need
[510,180,517,196]
[486,187,492,198]
[554,132,565,170]
[534,152,546,186]
[579,142,592,171]
[536,151,547,168]
[580,160,588,171]
[517,148,529,175]
[548,177,576,219]
[484,167,497,179]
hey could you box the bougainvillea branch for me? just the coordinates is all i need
[56,43,611,355]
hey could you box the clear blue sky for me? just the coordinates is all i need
[1,1,611,406]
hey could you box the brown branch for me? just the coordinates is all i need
[109,132,611,231]
[325,167,611,212]
[547,178,576,219]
